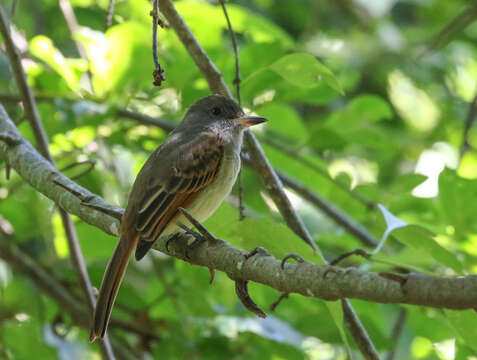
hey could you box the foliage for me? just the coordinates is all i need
[1,0,477,359]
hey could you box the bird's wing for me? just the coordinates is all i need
[133,131,224,256]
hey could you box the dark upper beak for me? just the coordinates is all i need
[236,114,267,128]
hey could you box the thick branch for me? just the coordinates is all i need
[153,229,477,310]
[0,106,122,236]
[1,106,476,311]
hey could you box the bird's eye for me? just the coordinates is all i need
[211,107,221,116]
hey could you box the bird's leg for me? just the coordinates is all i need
[176,222,206,259]
[178,207,218,244]
[165,232,186,252]
[175,222,216,284]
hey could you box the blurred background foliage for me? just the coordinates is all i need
[1,0,477,359]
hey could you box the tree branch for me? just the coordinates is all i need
[105,0,115,29]
[460,92,477,159]
[2,92,379,249]
[0,7,113,356]
[0,237,146,360]
[218,0,245,221]
[0,106,122,235]
[58,0,94,93]
[418,2,477,60]
[151,0,166,86]
[1,69,476,318]
[153,7,379,355]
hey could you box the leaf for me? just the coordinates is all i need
[205,203,316,260]
[29,35,85,92]
[326,302,353,359]
[308,126,347,151]
[445,309,477,351]
[439,168,477,235]
[75,22,151,96]
[258,102,308,144]
[347,95,393,122]
[393,225,463,274]
[269,53,343,94]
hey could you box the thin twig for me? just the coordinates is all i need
[151,0,165,86]
[417,2,477,60]
[261,136,374,209]
[60,159,96,180]
[460,92,477,159]
[218,0,246,220]
[277,172,378,248]
[105,0,115,29]
[9,0,18,17]
[385,308,407,360]
[218,0,241,105]
[58,0,94,93]
[237,168,245,220]
[0,6,115,358]
[342,300,380,360]
[270,293,289,312]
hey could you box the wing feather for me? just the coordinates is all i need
[133,132,224,260]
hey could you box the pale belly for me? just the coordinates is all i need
[160,152,240,236]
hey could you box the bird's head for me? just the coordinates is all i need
[181,94,267,134]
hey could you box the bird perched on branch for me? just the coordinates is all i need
[90,94,267,341]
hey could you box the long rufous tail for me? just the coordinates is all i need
[90,234,138,342]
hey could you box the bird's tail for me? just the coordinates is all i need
[90,234,138,342]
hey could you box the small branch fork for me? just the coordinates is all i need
[151,0,166,86]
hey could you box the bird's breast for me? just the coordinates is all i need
[161,147,241,236]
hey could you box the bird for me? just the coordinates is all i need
[90,94,267,341]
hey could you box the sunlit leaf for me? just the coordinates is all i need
[393,225,463,274]
[269,53,343,93]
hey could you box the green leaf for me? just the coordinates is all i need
[326,302,353,359]
[393,225,463,274]
[269,53,343,94]
[205,203,316,260]
[445,309,477,351]
[347,95,393,122]
[308,126,347,151]
[439,168,477,235]
[258,102,308,144]
[76,22,151,96]
[30,35,85,92]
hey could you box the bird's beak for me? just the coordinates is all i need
[236,114,267,128]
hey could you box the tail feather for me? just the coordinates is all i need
[90,234,138,342]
